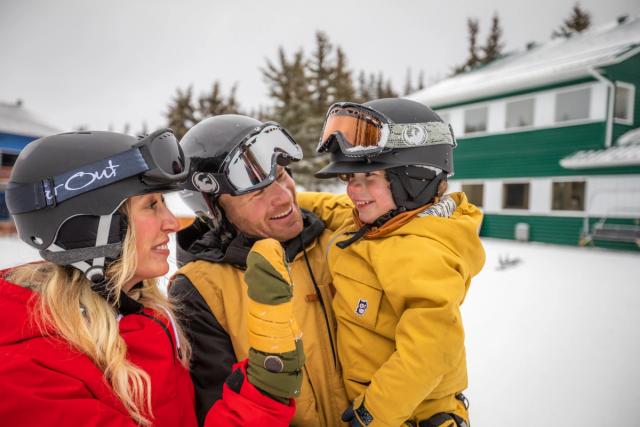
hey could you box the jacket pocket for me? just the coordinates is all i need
[334,271,383,331]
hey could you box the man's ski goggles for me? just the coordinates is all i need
[317,102,456,157]
[7,128,189,214]
[187,122,302,196]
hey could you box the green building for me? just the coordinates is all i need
[409,15,640,251]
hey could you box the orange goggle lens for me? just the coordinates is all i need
[319,108,384,151]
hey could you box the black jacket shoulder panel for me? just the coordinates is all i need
[169,274,237,427]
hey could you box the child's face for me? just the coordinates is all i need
[341,171,397,224]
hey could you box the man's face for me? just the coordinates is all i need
[218,166,304,242]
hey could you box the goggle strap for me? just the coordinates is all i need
[7,148,150,214]
[384,122,455,148]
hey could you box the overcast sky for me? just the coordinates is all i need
[2,0,639,133]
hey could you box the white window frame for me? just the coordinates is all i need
[614,81,635,125]
[502,181,530,211]
[461,182,485,207]
[463,105,489,135]
[554,86,592,124]
[505,97,535,130]
[550,180,587,212]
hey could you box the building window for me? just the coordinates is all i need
[552,181,585,211]
[503,183,529,209]
[461,183,484,207]
[0,152,18,180]
[0,186,8,221]
[505,98,534,129]
[464,106,488,134]
[555,87,591,122]
[614,82,635,124]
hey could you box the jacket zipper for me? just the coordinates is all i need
[300,237,338,369]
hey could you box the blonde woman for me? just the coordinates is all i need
[0,129,302,426]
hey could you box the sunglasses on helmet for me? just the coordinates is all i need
[186,122,303,196]
[317,102,456,157]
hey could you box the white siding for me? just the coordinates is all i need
[447,180,462,193]
[586,175,640,217]
[530,178,552,214]
[535,92,556,127]
[488,102,505,133]
[444,82,609,138]
[449,109,465,137]
[452,174,640,218]
[483,180,503,212]
[590,83,608,120]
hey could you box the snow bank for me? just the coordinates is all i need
[1,235,638,425]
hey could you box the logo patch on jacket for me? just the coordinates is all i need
[355,299,368,316]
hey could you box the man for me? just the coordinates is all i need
[169,114,348,426]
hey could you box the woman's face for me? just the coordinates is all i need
[343,171,397,224]
[125,193,179,290]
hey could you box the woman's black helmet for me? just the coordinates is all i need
[6,129,188,282]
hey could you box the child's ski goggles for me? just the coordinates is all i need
[186,122,303,196]
[317,102,456,157]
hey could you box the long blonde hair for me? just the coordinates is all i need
[6,200,191,426]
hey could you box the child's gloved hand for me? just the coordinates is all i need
[244,238,305,403]
[341,397,373,427]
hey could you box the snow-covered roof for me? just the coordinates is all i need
[560,127,640,169]
[617,127,640,146]
[408,15,640,108]
[0,101,60,137]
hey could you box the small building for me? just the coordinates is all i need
[0,101,59,233]
[409,15,640,251]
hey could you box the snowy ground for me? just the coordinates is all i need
[1,235,638,425]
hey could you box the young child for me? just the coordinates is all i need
[295,98,486,426]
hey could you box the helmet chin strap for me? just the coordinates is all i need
[336,206,407,249]
[387,166,445,211]
[41,214,142,315]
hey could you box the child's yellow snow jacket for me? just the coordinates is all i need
[298,191,485,426]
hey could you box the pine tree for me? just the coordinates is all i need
[382,78,398,98]
[356,71,372,102]
[166,86,197,139]
[332,47,355,103]
[261,33,363,189]
[452,14,504,74]
[467,18,481,66]
[262,46,313,157]
[197,81,240,118]
[481,13,504,64]
[403,67,426,95]
[308,31,333,116]
[404,68,414,96]
[552,3,591,39]
[416,70,425,91]
[452,18,480,75]
[138,121,148,136]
